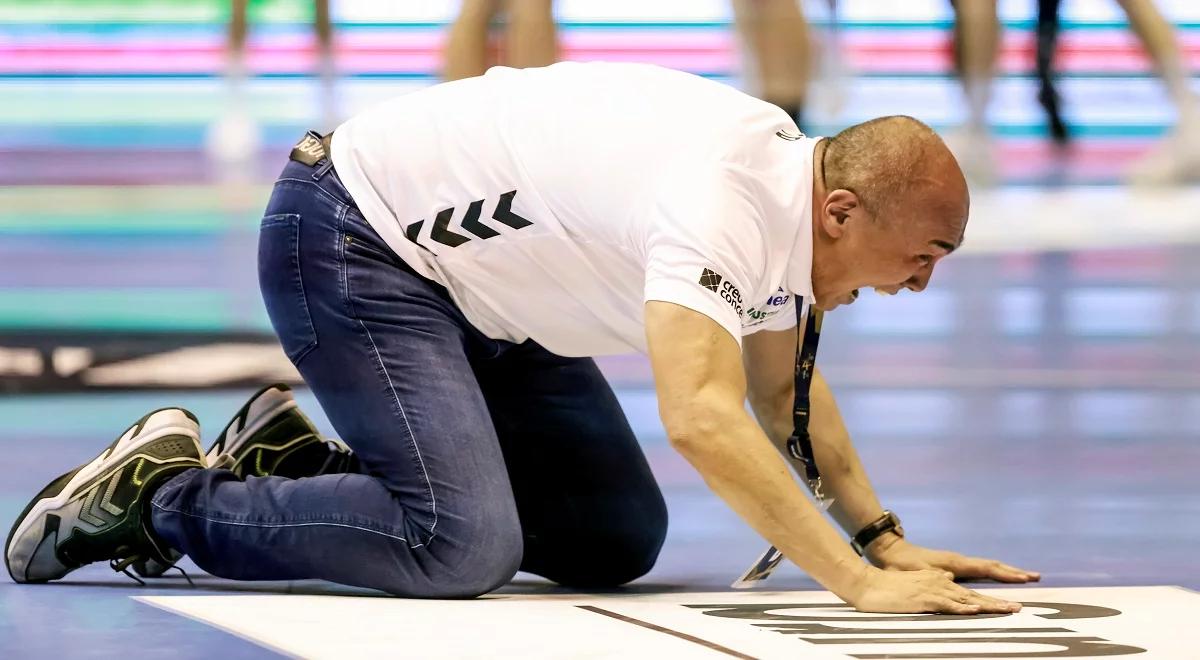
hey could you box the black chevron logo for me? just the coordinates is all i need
[492,191,532,229]
[460,199,499,239]
[406,190,533,248]
[430,207,471,247]
[405,220,423,243]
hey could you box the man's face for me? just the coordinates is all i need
[812,197,966,311]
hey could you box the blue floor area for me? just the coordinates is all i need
[3,356,1198,656]
[4,243,1200,656]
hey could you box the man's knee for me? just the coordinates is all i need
[540,497,669,588]
[441,526,524,597]
[379,514,524,598]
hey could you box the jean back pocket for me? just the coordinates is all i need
[258,213,319,364]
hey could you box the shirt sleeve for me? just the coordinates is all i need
[744,293,800,335]
[643,163,768,349]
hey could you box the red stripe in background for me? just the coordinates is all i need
[2,30,1200,74]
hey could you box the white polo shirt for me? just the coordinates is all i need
[331,62,814,357]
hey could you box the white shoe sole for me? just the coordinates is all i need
[5,409,202,576]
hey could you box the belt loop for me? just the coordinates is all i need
[312,158,334,181]
[311,131,335,180]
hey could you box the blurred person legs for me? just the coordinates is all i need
[143,156,666,596]
[444,0,558,82]
[444,0,498,80]
[1035,0,1069,145]
[731,0,811,129]
[506,0,558,70]
[949,0,1001,184]
[1117,0,1200,184]
[208,1,339,167]
[314,0,339,130]
[206,0,261,165]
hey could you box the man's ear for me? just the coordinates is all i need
[818,189,860,239]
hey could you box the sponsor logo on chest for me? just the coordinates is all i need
[744,287,790,325]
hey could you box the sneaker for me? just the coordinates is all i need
[133,384,354,578]
[1126,120,1200,186]
[5,408,204,584]
[206,383,353,480]
[944,126,998,188]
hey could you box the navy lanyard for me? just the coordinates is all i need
[785,303,825,499]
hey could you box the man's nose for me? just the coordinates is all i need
[905,262,934,293]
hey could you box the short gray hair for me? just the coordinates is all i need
[821,115,942,219]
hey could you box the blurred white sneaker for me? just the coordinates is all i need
[944,126,998,188]
[1126,120,1200,186]
[205,110,261,164]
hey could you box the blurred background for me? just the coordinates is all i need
[1,0,1198,591]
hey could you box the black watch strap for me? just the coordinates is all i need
[851,510,904,556]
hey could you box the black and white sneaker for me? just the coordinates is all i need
[133,384,354,578]
[5,408,205,584]
[205,383,354,480]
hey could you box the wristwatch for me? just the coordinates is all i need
[851,510,904,556]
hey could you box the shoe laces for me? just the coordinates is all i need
[109,554,195,588]
[110,555,149,586]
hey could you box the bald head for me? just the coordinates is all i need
[808,116,970,311]
[822,115,968,234]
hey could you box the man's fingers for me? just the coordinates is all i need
[927,596,981,615]
[946,584,1022,613]
[956,558,1041,583]
[999,563,1041,581]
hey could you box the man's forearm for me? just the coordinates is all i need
[670,403,868,599]
[752,369,889,539]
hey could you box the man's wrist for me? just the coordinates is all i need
[863,531,906,564]
[827,556,875,603]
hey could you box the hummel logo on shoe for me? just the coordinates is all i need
[699,268,723,292]
[5,408,205,584]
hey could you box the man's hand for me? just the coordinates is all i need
[849,566,1023,614]
[867,535,1041,584]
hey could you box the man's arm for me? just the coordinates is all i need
[742,322,1040,583]
[646,301,1018,613]
[742,327,889,542]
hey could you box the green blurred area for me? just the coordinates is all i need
[0,0,312,23]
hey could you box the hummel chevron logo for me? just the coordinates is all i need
[79,467,127,527]
[99,468,125,516]
[405,190,534,249]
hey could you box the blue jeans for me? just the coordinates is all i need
[149,157,668,597]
